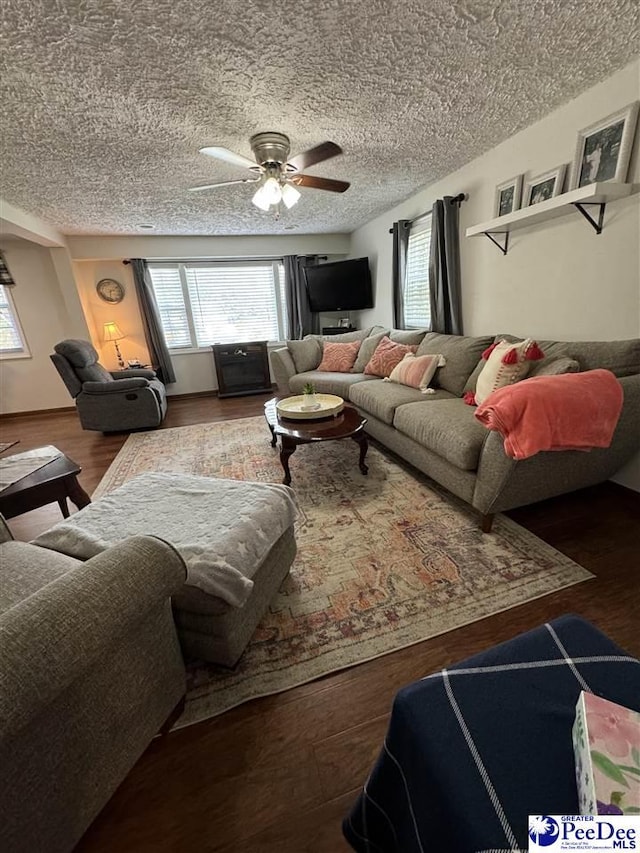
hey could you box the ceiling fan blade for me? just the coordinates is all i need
[286,141,342,173]
[291,174,350,193]
[188,178,260,192]
[199,146,257,170]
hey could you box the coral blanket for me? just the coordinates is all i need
[474,369,623,460]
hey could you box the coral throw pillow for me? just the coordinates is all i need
[387,352,446,391]
[473,338,544,405]
[317,340,362,372]
[364,336,418,377]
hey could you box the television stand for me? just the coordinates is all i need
[322,326,357,335]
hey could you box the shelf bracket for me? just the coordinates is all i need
[483,231,510,255]
[572,202,605,235]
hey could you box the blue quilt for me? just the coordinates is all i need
[343,615,640,853]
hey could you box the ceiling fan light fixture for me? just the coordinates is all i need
[262,176,282,205]
[281,183,301,209]
[251,184,272,211]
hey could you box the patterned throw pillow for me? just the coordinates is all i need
[364,336,418,377]
[473,338,544,405]
[317,340,362,372]
[387,353,446,391]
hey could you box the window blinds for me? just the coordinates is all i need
[0,285,25,353]
[404,218,432,329]
[149,261,286,349]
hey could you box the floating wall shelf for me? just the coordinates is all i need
[465,182,635,255]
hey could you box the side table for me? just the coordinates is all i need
[0,453,91,519]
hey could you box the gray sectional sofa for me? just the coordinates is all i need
[270,327,640,530]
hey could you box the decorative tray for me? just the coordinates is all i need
[276,394,344,420]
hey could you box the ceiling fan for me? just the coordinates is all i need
[188,132,350,213]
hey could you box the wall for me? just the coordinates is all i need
[0,241,82,412]
[349,59,640,489]
[70,233,350,395]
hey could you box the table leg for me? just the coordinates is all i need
[66,476,91,511]
[58,498,70,518]
[279,437,297,486]
[352,433,369,475]
[267,421,277,448]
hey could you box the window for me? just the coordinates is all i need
[403,216,432,329]
[0,285,29,358]
[148,261,287,349]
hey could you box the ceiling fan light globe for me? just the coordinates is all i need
[281,183,301,209]
[263,177,282,204]
[252,186,271,211]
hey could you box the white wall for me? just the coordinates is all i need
[350,59,640,489]
[0,242,82,412]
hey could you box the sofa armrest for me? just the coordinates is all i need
[110,368,157,380]
[0,535,186,739]
[473,373,640,515]
[269,347,296,394]
[83,378,149,394]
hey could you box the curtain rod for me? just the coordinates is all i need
[122,255,328,265]
[388,192,468,233]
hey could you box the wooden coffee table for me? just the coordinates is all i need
[0,451,91,520]
[264,397,369,486]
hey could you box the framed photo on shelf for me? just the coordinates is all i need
[523,164,566,206]
[571,101,639,189]
[494,175,523,217]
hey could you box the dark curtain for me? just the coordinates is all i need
[130,258,177,384]
[391,220,411,329]
[429,197,463,335]
[284,255,320,339]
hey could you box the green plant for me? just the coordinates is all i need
[303,382,316,395]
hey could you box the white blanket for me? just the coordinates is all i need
[33,472,298,608]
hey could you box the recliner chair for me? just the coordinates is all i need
[51,339,167,432]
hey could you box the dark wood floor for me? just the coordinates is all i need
[2,395,639,853]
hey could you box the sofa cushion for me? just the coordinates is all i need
[393,399,489,470]
[497,334,640,378]
[318,340,361,372]
[352,331,387,373]
[289,371,376,399]
[530,357,580,377]
[388,353,446,391]
[309,327,372,344]
[364,336,418,377]
[0,542,80,613]
[389,329,428,346]
[287,338,322,373]
[54,339,100,368]
[350,379,455,425]
[417,333,494,396]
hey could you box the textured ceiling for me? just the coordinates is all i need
[0,0,638,237]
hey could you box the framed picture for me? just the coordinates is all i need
[494,175,523,218]
[571,101,639,189]
[523,164,566,206]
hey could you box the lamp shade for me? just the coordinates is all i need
[103,321,125,342]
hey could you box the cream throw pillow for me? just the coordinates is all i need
[475,338,542,405]
[387,352,446,392]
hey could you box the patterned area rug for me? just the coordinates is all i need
[95,417,593,728]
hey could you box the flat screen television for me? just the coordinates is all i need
[304,257,373,312]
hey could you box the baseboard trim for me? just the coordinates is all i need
[0,405,76,420]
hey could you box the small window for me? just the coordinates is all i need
[403,217,432,329]
[0,285,29,358]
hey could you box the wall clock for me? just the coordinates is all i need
[96,278,125,304]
